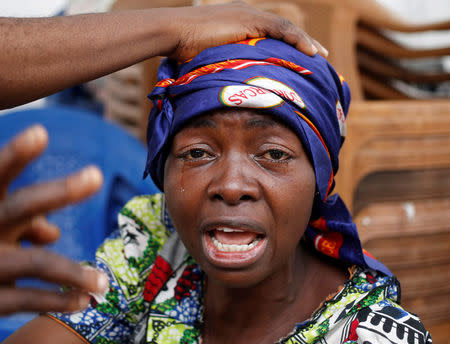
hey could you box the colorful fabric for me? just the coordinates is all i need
[49,195,431,344]
[143,38,389,275]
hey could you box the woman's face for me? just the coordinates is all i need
[164,109,315,288]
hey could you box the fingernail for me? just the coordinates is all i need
[33,125,47,142]
[313,40,328,57]
[24,125,47,145]
[311,45,318,54]
[96,272,110,293]
[82,266,109,293]
[79,166,103,186]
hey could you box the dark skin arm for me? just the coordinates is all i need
[3,315,83,343]
[0,1,327,110]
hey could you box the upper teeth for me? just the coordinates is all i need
[216,227,244,233]
[211,233,261,252]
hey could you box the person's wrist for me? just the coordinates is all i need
[144,7,181,58]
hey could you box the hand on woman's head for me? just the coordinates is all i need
[0,126,108,315]
[167,1,328,62]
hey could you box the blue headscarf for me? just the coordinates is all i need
[144,38,390,275]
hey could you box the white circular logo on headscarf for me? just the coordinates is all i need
[219,85,284,108]
[219,77,306,109]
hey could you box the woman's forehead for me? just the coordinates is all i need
[181,108,292,132]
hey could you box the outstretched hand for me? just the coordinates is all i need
[0,125,109,315]
[166,1,328,62]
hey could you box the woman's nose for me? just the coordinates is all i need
[206,153,261,205]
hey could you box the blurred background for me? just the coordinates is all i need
[0,0,449,342]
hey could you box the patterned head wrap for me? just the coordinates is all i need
[144,38,390,275]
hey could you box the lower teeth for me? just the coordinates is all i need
[211,235,261,252]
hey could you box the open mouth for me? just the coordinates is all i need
[202,224,268,268]
[209,228,264,252]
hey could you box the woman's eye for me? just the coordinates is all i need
[262,149,290,161]
[182,148,210,160]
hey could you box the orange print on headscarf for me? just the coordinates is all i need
[236,37,266,46]
[314,232,344,259]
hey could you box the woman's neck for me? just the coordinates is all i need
[202,244,348,344]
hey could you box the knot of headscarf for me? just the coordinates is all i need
[144,38,391,275]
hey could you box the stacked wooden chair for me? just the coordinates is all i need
[337,100,450,212]
[341,100,450,340]
[356,21,450,100]
[355,198,450,328]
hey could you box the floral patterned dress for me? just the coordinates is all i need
[49,194,432,344]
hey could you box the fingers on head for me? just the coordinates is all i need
[269,18,328,57]
[310,38,328,58]
[0,247,109,294]
[245,7,328,57]
[270,18,317,55]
